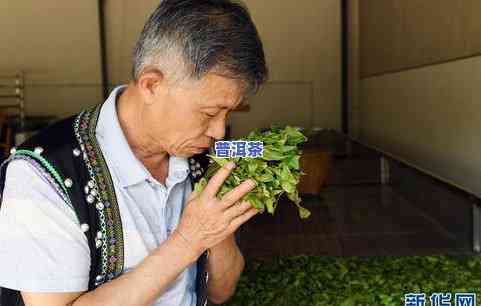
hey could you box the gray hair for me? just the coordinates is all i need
[132,0,268,93]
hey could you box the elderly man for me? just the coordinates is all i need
[0,0,267,305]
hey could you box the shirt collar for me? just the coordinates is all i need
[95,85,190,188]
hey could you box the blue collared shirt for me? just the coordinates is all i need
[96,86,197,306]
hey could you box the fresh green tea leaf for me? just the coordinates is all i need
[194,126,310,219]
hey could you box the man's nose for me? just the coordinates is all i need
[206,118,226,140]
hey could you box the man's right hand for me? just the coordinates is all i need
[174,161,258,260]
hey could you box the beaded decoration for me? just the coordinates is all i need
[74,105,124,286]
[6,150,75,212]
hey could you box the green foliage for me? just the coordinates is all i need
[223,255,481,306]
[194,126,310,219]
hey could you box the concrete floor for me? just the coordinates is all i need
[238,131,474,257]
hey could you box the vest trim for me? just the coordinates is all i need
[3,154,76,214]
[74,105,125,285]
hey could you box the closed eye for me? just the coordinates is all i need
[205,112,217,118]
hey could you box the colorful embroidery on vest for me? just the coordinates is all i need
[7,151,75,212]
[74,106,124,286]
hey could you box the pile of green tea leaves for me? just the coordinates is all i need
[223,255,481,306]
[194,126,310,219]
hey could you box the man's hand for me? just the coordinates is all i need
[20,161,258,306]
[175,161,258,259]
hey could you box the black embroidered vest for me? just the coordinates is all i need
[0,105,210,306]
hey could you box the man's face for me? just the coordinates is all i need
[141,73,245,158]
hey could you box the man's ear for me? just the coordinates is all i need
[136,68,165,105]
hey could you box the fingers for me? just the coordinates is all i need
[228,207,259,232]
[224,201,253,220]
[202,162,236,197]
[221,179,256,206]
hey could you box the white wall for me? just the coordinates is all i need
[0,1,341,137]
[0,1,103,116]
[361,56,481,195]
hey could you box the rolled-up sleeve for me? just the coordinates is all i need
[0,159,90,292]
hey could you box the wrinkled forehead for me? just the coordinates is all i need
[192,73,247,109]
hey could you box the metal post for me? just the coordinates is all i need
[473,202,481,253]
[98,0,109,101]
[380,156,390,185]
[341,0,349,134]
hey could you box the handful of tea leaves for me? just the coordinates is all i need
[194,126,310,219]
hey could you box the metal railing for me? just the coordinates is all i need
[0,71,25,129]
